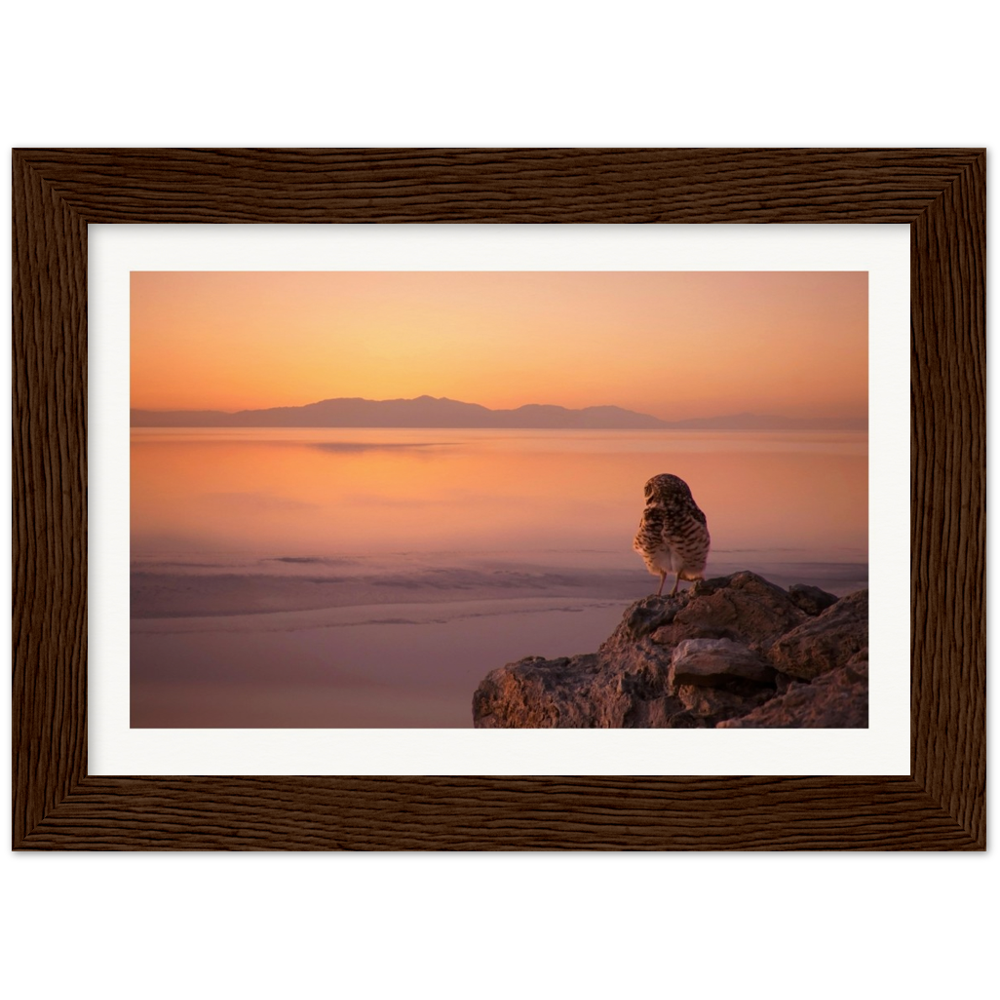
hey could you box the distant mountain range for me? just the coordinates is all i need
[130,395,867,431]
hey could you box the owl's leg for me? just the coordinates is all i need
[656,571,666,596]
[669,574,679,597]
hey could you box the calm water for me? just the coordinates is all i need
[131,428,868,727]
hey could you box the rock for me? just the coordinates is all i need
[666,638,778,724]
[624,696,682,728]
[645,571,807,654]
[669,637,776,689]
[472,654,608,728]
[471,650,685,728]
[675,684,775,725]
[787,583,840,616]
[471,572,868,729]
[613,595,683,641]
[768,590,868,680]
[718,652,869,728]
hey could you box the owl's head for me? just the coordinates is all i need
[643,473,692,502]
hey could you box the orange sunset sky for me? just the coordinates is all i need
[130,271,867,420]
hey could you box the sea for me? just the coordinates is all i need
[130,427,868,728]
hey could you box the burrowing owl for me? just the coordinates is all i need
[633,474,710,597]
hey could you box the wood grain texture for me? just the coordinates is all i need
[11,148,986,850]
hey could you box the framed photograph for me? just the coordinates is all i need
[13,148,985,850]
[93,226,899,780]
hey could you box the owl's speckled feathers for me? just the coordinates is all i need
[633,474,710,597]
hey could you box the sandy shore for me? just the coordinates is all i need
[131,597,626,727]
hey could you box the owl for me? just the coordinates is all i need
[633,473,710,596]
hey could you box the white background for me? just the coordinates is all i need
[3,854,997,1000]
[2,4,994,999]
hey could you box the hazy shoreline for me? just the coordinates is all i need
[131,558,868,622]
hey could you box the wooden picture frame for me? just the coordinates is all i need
[12,148,985,850]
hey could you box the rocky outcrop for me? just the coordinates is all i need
[472,571,868,729]
[768,590,868,680]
